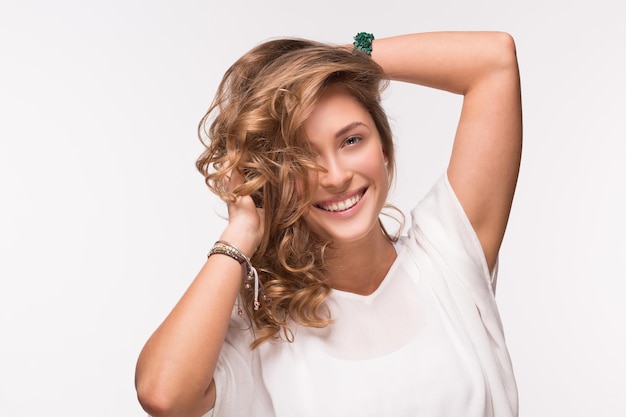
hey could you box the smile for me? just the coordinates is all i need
[314,188,366,212]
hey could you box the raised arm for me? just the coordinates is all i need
[135,170,264,417]
[371,32,522,271]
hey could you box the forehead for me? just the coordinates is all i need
[303,85,373,139]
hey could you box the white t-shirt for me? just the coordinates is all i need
[205,175,518,417]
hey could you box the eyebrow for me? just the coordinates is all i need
[334,122,371,139]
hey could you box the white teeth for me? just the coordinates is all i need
[319,193,362,212]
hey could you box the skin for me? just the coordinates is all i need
[302,85,396,295]
[373,32,522,271]
[135,31,522,417]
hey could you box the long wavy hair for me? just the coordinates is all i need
[196,38,398,348]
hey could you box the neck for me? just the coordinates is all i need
[324,228,397,295]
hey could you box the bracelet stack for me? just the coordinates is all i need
[208,240,265,311]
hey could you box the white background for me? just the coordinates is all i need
[1,0,624,416]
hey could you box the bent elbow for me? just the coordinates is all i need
[136,379,188,417]
[136,376,215,417]
[491,31,519,71]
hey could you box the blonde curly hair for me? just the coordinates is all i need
[196,38,397,347]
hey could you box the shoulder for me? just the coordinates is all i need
[406,174,495,289]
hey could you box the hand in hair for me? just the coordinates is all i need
[220,167,265,259]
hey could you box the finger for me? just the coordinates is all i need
[224,166,245,194]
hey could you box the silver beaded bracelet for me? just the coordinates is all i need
[208,240,262,311]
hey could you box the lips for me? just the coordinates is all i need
[314,188,367,212]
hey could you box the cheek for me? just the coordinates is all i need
[303,170,319,195]
[369,155,391,200]
[364,149,389,182]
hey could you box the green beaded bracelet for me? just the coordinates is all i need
[353,32,375,56]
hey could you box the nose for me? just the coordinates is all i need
[318,155,352,190]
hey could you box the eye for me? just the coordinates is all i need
[343,135,362,147]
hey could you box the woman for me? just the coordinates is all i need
[136,31,522,417]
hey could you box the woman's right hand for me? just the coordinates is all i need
[220,167,265,258]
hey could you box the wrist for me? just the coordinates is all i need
[353,32,375,56]
[207,239,264,312]
[219,227,260,258]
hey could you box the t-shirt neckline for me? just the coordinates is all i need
[329,238,406,302]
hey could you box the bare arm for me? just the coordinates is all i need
[135,171,264,417]
[372,32,522,271]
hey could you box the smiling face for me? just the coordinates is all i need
[302,85,390,245]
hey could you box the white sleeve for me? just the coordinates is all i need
[409,174,495,294]
[201,310,259,417]
[407,174,518,417]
